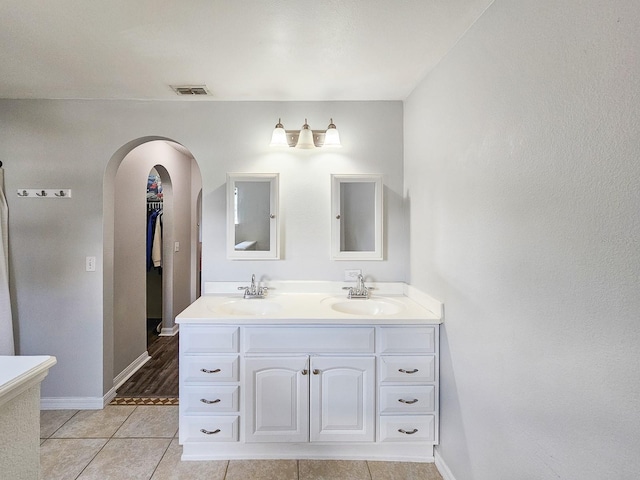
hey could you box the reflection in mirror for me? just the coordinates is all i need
[227,173,279,260]
[234,181,270,251]
[331,174,383,260]
[340,182,375,252]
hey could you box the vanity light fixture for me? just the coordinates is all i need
[296,119,316,149]
[322,119,341,148]
[269,119,289,147]
[269,118,342,149]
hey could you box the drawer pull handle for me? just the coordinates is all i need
[200,368,221,374]
[398,368,419,374]
[313,369,320,375]
[200,398,221,404]
[398,398,419,404]
[398,428,419,435]
[200,428,221,435]
[301,369,308,375]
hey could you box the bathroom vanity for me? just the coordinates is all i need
[176,283,441,462]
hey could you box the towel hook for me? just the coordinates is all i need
[17,190,29,197]
[35,190,47,197]
[54,190,66,197]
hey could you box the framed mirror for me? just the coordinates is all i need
[227,173,279,260]
[331,174,383,260]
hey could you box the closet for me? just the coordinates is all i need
[146,168,163,345]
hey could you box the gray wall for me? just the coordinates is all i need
[0,100,406,400]
[404,0,640,478]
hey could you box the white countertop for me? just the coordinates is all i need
[177,286,442,325]
[0,355,56,408]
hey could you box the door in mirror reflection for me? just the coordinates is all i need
[234,181,271,251]
[227,173,279,259]
[331,174,383,260]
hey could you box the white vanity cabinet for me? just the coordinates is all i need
[310,356,376,442]
[377,326,439,443]
[179,327,241,444]
[178,322,439,461]
[244,326,376,444]
[244,355,375,443]
[244,356,309,443]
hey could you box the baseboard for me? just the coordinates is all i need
[434,448,456,480]
[40,353,150,411]
[159,324,179,336]
[113,351,151,390]
[102,386,117,407]
[41,396,104,410]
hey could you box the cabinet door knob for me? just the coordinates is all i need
[200,398,221,404]
[200,428,221,435]
[312,369,320,375]
[398,428,419,435]
[301,369,308,375]
[398,398,419,404]
[398,368,419,374]
[200,368,221,374]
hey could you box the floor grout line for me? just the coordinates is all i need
[69,405,139,480]
[44,409,80,440]
[147,436,174,480]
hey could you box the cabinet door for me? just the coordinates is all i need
[245,356,309,443]
[310,356,375,442]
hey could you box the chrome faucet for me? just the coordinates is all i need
[343,273,370,299]
[238,274,268,299]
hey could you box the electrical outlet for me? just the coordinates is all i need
[86,256,96,272]
[344,269,361,281]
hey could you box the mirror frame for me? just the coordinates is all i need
[226,173,280,260]
[331,174,383,261]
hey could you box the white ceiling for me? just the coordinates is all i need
[0,0,493,101]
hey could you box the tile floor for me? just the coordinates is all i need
[40,406,443,480]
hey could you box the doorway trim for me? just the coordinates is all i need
[103,136,202,403]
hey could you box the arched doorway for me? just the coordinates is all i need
[103,137,202,400]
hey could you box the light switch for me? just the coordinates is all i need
[174,242,180,252]
[86,256,96,272]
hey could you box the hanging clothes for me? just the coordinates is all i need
[0,167,14,355]
[147,209,160,271]
[152,212,162,268]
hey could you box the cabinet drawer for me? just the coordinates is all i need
[181,326,239,354]
[379,356,435,383]
[182,386,239,414]
[183,356,239,382]
[244,327,375,353]
[377,327,436,353]
[379,415,435,442]
[181,416,239,442]
[379,386,435,414]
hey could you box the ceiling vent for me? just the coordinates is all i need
[170,85,211,96]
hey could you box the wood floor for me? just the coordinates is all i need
[116,327,179,398]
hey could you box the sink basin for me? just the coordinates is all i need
[216,300,283,316]
[325,298,404,316]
